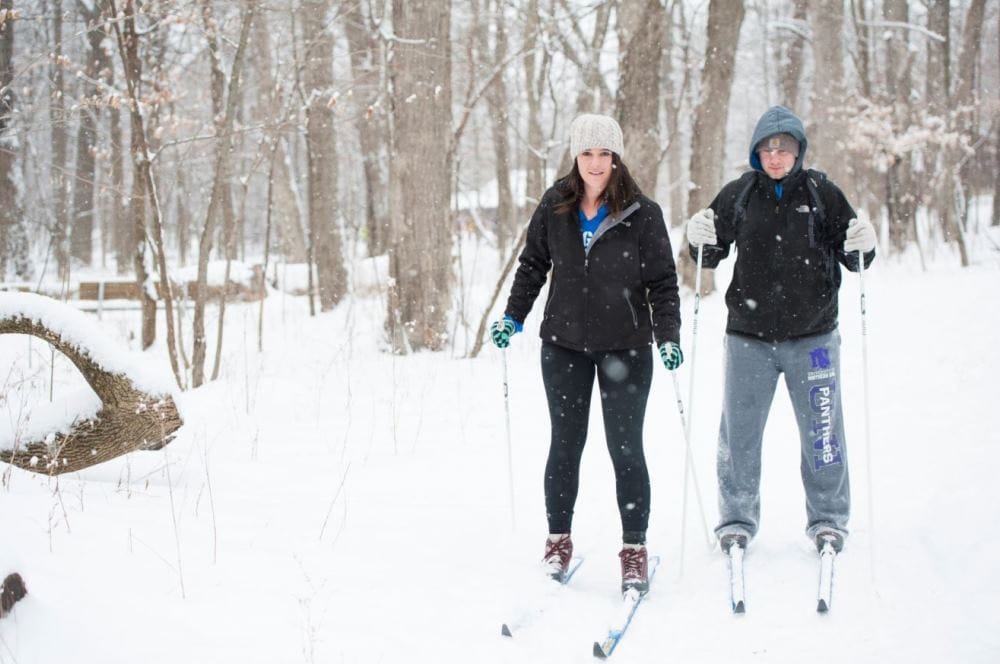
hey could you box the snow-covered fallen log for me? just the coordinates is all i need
[0,293,183,475]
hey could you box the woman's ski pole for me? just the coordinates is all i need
[502,348,516,531]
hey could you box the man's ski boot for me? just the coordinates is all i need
[813,529,845,554]
[719,532,749,554]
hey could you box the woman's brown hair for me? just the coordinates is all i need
[553,153,643,217]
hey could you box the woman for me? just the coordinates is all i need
[490,114,682,595]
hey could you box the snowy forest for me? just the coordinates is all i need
[1,0,999,662]
[0,0,997,363]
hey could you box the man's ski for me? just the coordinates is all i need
[816,542,836,612]
[501,557,584,637]
[727,543,746,613]
[591,556,660,659]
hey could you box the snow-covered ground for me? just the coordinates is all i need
[1,236,999,663]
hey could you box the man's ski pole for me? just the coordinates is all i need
[857,248,876,583]
[502,348,516,531]
[679,244,714,575]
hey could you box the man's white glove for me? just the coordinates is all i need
[844,218,876,253]
[686,208,717,247]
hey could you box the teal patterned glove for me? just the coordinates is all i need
[490,319,517,349]
[658,341,684,370]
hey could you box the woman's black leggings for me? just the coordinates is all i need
[540,342,653,543]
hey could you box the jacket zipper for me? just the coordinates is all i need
[583,259,589,349]
[624,293,638,328]
[580,201,641,349]
[544,274,557,317]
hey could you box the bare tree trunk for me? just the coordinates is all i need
[302,0,347,311]
[682,0,745,294]
[953,0,985,107]
[258,151,276,351]
[129,153,155,347]
[107,0,156,349]
[211,6,256,382]
[387,0,453,352]
[70,105,97,265]
[0,0,24,280]
[993,122,999,227]
[664,0,692,226]
[175,163,190,265]
[848,0,874,100]
[994,3,999,228]
[344,0,390,257]
[779,0,807,109]
[70,5,107,266]
[945,0,986,266]
[883,0,916,253]
[809,0,848,181]
[924,0,951,244]
[991,4,1000,226]
[523,0,548,206]
[562,0,613,114]
[49,0,71,282]
[200,0,235,259]
[250,15,307,262]
[191,0,253,387]
[108,56,127,274]
[271,139,309,262]
[617,0,664,196]
[925,0,950,117]
[107,0,182,387]
[482,0,515,250]
[554,0,613,176]
[686,0,745,210]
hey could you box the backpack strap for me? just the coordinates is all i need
[804,169,838,280]
[805,169,827,224]
[734,168,827,226]
[731,171,757,225]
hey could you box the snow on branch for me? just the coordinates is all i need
[0,293,183,475]
[769,19,811,41]
[858,20,947,43]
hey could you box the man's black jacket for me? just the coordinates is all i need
[692,169,875,342]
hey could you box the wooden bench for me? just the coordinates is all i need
[78,266,266,305]
[0,283,40,293]
[78,280,143,301]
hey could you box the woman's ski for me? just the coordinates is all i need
[501,557,585,637]
[591,556,661,659]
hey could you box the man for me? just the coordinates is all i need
[685,105,876,555]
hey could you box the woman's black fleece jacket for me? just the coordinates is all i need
[504,184,681,352]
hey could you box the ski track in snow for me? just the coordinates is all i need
[1,252,998,663]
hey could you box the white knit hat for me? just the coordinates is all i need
[570,113,624,158]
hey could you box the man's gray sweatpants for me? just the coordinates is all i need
[715,330,850,542]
